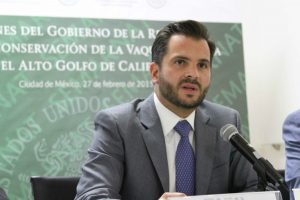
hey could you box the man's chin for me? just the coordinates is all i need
[176,99,202,109]
[181,95,201,102]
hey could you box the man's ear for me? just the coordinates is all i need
[150,62,159,85]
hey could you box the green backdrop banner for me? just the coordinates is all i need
[0,16,248,200]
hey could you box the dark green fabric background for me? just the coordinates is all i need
[0,16,248,200]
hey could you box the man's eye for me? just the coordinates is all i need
[198,63,209,69]
[175,60,186,65]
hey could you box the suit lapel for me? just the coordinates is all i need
[137,95,169,192]
[136,95,217,194]
[194,106,217,194]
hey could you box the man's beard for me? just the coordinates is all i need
[158,74,209,109]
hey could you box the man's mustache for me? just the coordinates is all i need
[179,78,201,89]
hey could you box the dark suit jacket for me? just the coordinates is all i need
[283,109,300,194]
[75,95,258,200]
[0,187,8,200]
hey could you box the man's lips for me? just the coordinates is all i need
[181,82,199,92]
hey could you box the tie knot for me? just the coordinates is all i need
[174,120,191,137]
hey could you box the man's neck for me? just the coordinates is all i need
[154,91,195,118]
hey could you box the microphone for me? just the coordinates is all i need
[220,124,264,165]
[220,124,289,200]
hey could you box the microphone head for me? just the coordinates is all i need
[220,124,239,142]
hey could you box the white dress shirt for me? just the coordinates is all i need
[153,93,195,192]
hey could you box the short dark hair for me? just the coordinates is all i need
[151,20,216,66]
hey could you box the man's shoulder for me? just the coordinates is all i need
[95,97,147,119]
[285,109,300,123]
[198,100,240,128]
[107,98,144,111]
[200,100,238,114]
[283,109,300,138]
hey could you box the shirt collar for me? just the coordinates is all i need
[153,93,195,136]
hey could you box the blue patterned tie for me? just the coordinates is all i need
[175,120,195,195]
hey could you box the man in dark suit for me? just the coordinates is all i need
[283,109,300,200]
[75,20,258,200]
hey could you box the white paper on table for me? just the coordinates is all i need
[170,191,281,200]
[293,188,300,200]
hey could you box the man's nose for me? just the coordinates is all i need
[185,65,200,78]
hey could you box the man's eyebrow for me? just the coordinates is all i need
[172,55,190,60]
[198,58,210,63]
[172,56,210,63]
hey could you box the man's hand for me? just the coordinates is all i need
[158,192,187,200]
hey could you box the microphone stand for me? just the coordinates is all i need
[252,159,290,200]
